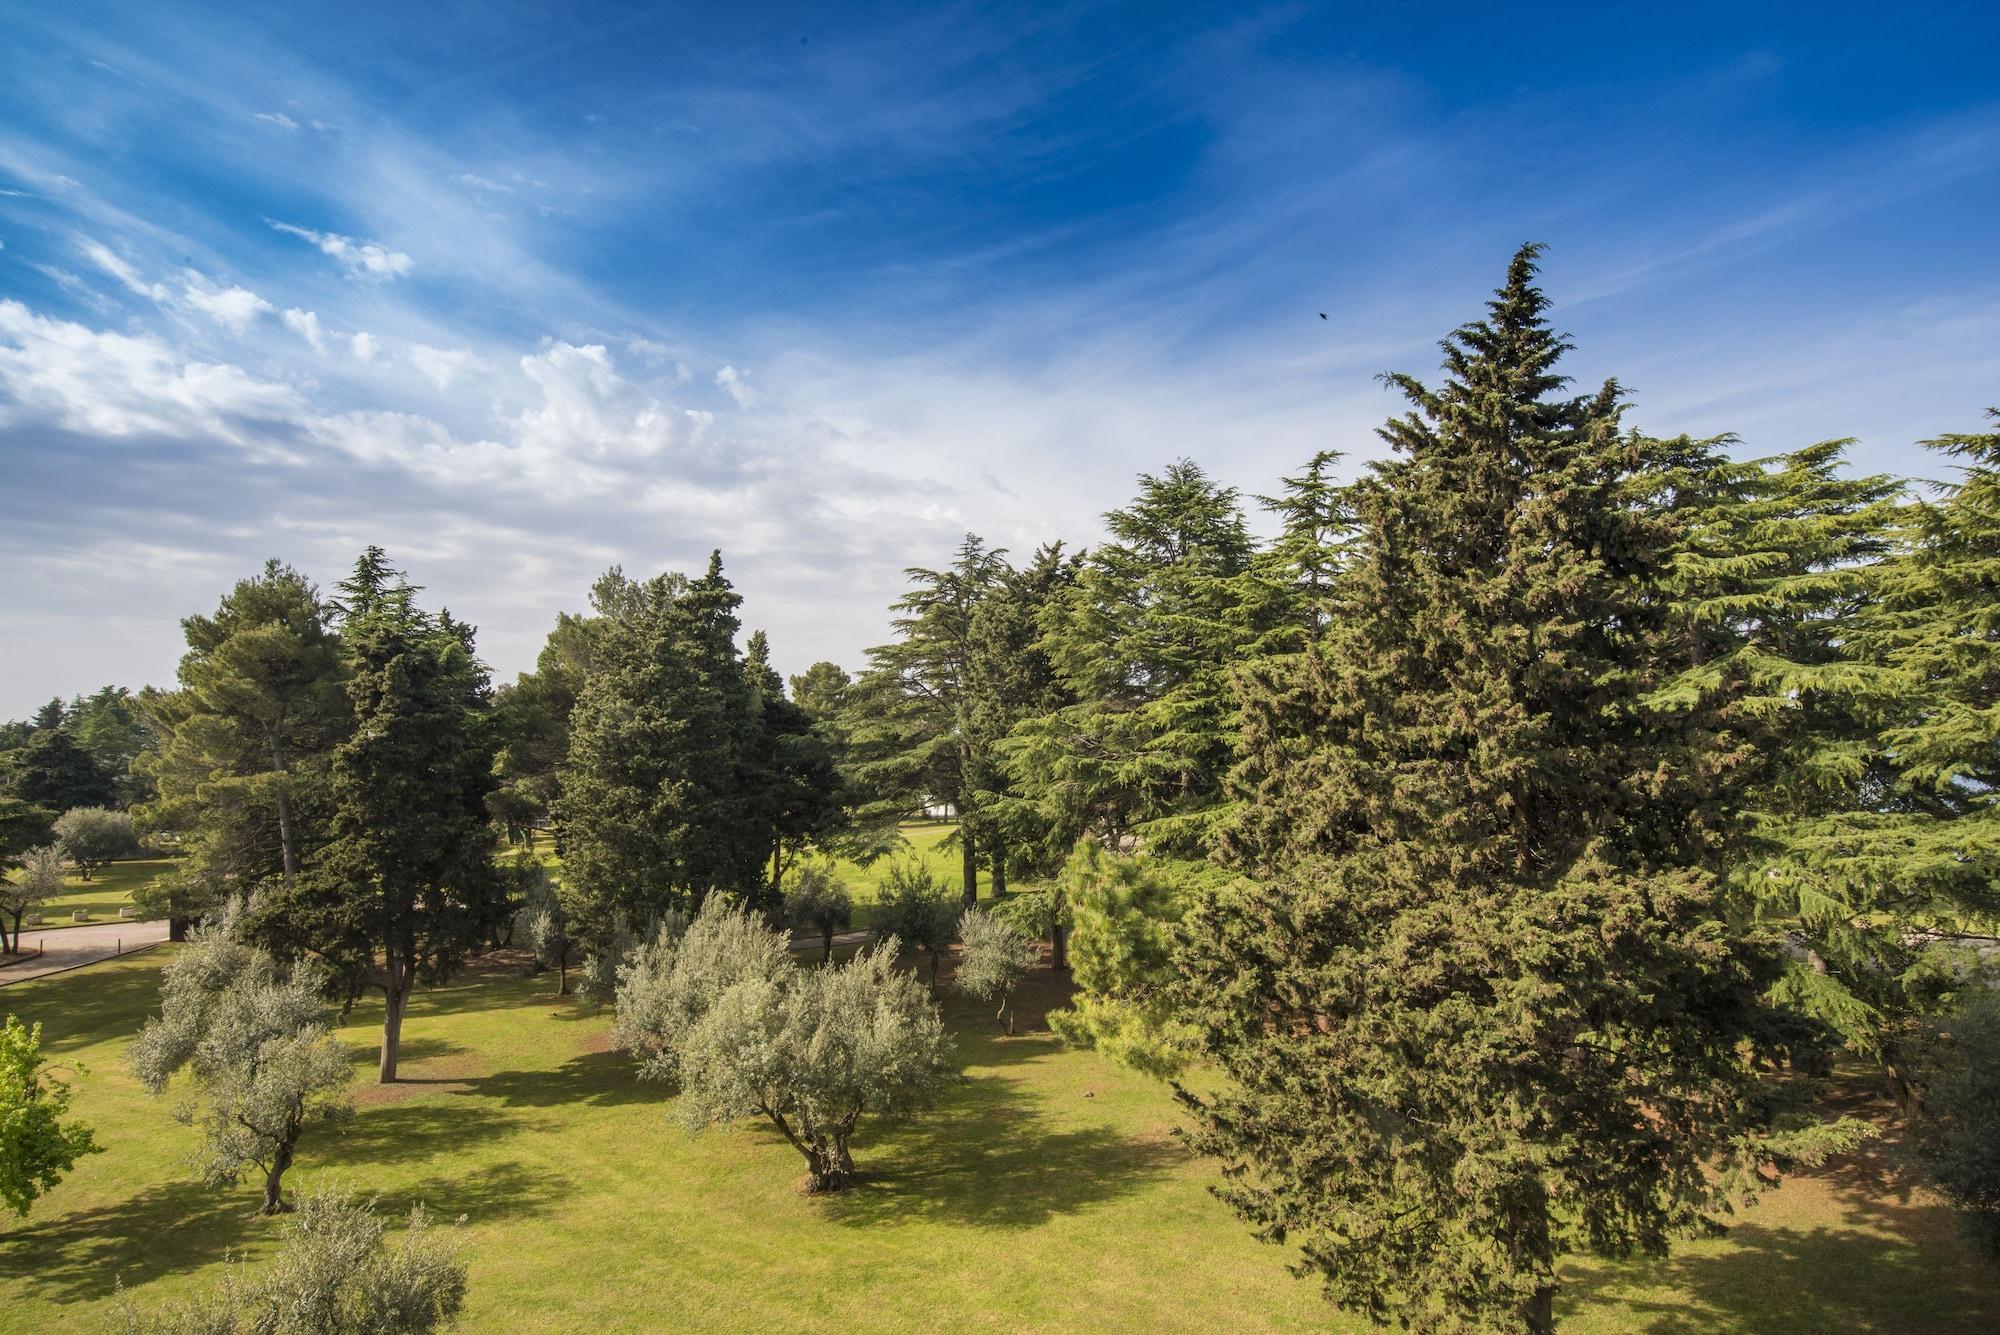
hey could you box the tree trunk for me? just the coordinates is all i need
[960,828,977,907]
[998,995,1012,1035]
[1051,921,1068,971]
[269,730,299,885]
[260,1140,295,1214]
[770,840,783,896]
[379,954,406,1084]
[990,845,1007,897]
[822,928,834,963]
[170,915,190,943]
[557,951,569,997]
[1523,1285,1555,1335]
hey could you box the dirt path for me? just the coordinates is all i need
[0,918,169,985]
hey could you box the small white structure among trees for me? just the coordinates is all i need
[614,899,956,1192]
[128,910,354,1214]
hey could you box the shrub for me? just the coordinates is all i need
[119,1183,468,1333]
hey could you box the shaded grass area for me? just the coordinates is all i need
[4,950,1993,1332]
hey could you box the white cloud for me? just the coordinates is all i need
[179,278,274,332]
[350,331,379,362]
[407,342,485,389]
[282,308,324,351]
[714,364,754,408]
[0,300,305,447]
[252,112,299,132]
[81,239,167,300]
[267,220,414,281]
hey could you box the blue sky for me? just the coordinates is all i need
[2,1,1996,714]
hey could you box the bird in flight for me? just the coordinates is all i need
[1319,312,1327,319]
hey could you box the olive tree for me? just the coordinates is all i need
[128,913,353,1214]
[784,861,852,962]
[954,907,1039,1034]
[1,846,65,954]
[119,1183,468,1333]
[615,899,955,1192]
[52,806,140,881]
[875,860,957,986]
[517,865,576,996]
[0,1015,101,1221]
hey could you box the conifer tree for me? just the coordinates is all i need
[743,630,844,893]
[842,535,1009,901]
[558,554,769,947]
[1005,462,1261,857]
[1185,247,1801,1333]
[1777,410,2000,1094]
[296,549,502,1083]
[134,561,349,938]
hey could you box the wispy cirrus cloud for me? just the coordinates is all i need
[267,220,414,281]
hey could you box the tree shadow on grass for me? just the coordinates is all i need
[321,1098,528,1169]
[302,1159,567,1229]
[1564,1080,2000,1334]
[454,1047,653,1109]
[6,1178,256,1307]
[817,1077,1182,1231]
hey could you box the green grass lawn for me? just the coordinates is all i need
[2,948,1994,1332]
[20,856,178,931]
[508,820,1025,930]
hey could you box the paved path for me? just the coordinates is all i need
[0,918,169,985]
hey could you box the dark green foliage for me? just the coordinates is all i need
[1003,462,1263,857]
[787,661,851,726]
[1184,247,1798,1333]
[1904,990,2000,1255]
[557,554,772,946]
[287,549,502,1083]
[0,796,55,864]
[841,536,1009,900]
[967,542,1082,882]
[67,686,156,807]
[744,630,845,893]
[134,560,349,931]
[4,728,118,813]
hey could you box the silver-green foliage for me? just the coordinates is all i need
[615,899,955,1191]
[783,861,852,961]
[953,907,1038,1033]
[128,910,353,1213]
[120,1183,468,1333]
[52,806,140,879]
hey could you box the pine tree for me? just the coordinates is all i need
[299,551,502,1083]
[1184,247,1796,1333]
[1005,462,1260,857]
[743,629,844,892]
[842,535,1009,902]
[135,561,349,938]
[558,554,770,947]
[1778,410,2000,1094]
